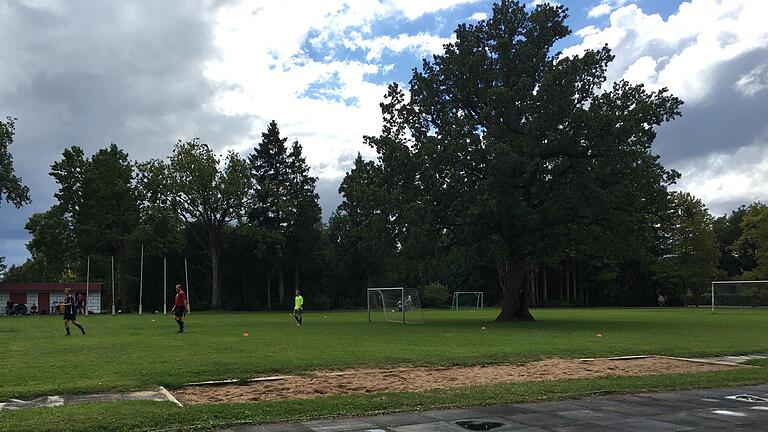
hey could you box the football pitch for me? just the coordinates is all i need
[2,308,768,431]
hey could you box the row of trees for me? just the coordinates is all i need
[2,1,767,319]
[3,121,325,311]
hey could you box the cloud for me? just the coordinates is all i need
[735,63,768,97]
[564,0,768,215]
[0,0,255,265]
[587,0,628,18]
[386,0,481,20]
[673,140,768,216]
[0,0,476,266]
[468,12,487,21]
[344,32,454,61]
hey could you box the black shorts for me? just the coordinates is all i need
[293,308,302,315]
[174,308,185,318]
[63,312,76,321]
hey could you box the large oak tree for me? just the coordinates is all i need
[365,0,683,320]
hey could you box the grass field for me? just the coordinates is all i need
[2,308,768,431]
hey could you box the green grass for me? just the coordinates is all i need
[1,308,768,431]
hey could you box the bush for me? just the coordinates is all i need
[421,281,450,308]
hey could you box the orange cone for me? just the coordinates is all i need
[243,332,250,337]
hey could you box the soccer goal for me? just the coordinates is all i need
[711,280,768,312]
[367,287,424,323]
[451,291,484,310]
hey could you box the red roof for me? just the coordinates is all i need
[0,283,103,293]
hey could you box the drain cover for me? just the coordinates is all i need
[455,420,505,430]
[726,394,768,403]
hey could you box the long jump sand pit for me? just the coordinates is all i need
[173,356,741,404]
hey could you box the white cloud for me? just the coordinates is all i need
[588,4,611,18]
[673,141,768,215]
[588,0,628,19]
[468,12,487,21]
[204,0,463,180]
[386,0,481,20]
[344,32,454,61]
[735,63,768,97]
[564,1,768,104]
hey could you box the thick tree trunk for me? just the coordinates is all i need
[265,273,272,311]
[278,267,284,304]
[496,259,534,321]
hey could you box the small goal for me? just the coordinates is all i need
[451,291,484,310]
[367,287,424,323]
[711,280,768,312]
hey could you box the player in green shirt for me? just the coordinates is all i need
[293,289,303,326]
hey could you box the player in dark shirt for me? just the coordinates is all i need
[63,288,86,336]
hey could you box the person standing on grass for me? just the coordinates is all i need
[63,288,85,336]
[293,289,303,326]
[76,293,86,315]
[171,284,189,333]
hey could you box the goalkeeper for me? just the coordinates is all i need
[293,289,303,326]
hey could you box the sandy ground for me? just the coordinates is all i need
[173,357,738,404]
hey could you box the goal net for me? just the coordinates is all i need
[367,287,424,323]
[711,280,768,312]
[451,291,484,310]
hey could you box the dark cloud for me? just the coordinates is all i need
[0,0,252,266]
[653,48,768,164]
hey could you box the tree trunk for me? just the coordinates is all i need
[265,273,272,311]
[496,259,534,321]
[572,258,577,306]
[565,262,570,304]
[278,267,284,304]
[542,265,548,306]
[210,246,221,309]
[294,266,299,293]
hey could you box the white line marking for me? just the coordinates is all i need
[712,410,747,417]
[159,386,183,408]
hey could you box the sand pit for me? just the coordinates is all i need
[173,356,740,404]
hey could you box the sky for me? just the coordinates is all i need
[1,0,767,267]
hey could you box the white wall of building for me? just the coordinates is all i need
[0,292,8,315]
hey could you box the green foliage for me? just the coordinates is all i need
[0,116,31,208]
[653,192,719,305]
[347,0,682,320]
[330,154,397,290]
[734,203,768,280]
[420,281,450,307]
[248,121,324,308]
[165,138,251,309]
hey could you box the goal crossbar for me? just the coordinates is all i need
[451,291,484,310]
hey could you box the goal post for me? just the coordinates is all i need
[711,280,768,313]
[452,291,484,311]
[367,287,424,323]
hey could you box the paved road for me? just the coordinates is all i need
[216,384,768,431]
